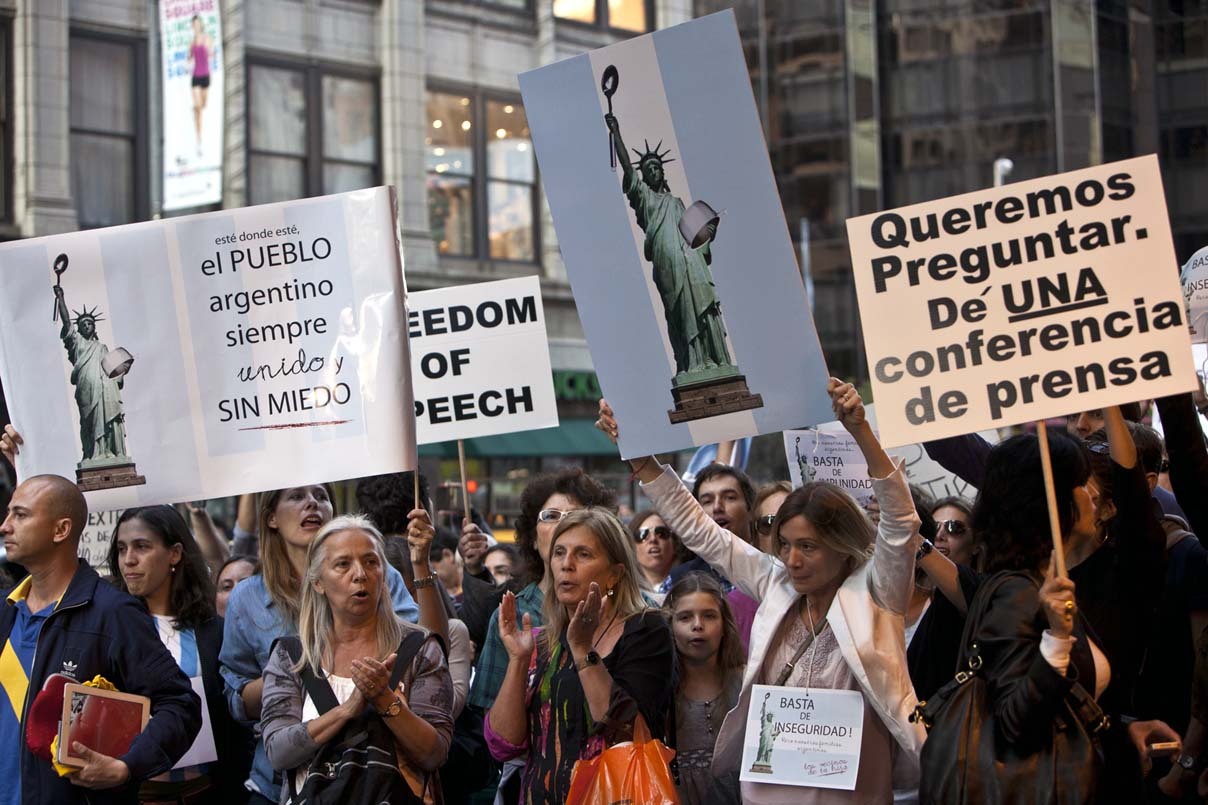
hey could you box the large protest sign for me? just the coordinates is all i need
[161,0,224,211]
[519,10,832,460]
[409,276,558,444]
[0,188,415,510]
[849,156,1196,449]
[1180,245,1208,343]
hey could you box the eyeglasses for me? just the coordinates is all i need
[756,514,777,535]
[537,508,572,523]
[1086,441,1111,455]
[636,526,673,543]
[939,520,968,537]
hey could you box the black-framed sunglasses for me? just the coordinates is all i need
[636,525,673,543]
[1086,440,1111,455]
[756,514,777,535]
[537,508,572,523]
[939,519,969,537]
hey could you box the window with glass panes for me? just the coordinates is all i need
[553,0,651,32]
[248,61,379,204]
[70,33,147,229]
[427,91,537,262]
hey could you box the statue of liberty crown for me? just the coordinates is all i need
[72,305,105,326]
[632,139,675,170]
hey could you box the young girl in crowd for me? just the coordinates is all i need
[108,505,250,803]
[486,508,675,804]
[604,378,926,802]
[219,485,419,805]
[664,572,744,805]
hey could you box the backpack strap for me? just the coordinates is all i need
[389,630,428,692]
[270,635,341,715]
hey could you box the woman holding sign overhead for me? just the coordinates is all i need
[600,379,926,802]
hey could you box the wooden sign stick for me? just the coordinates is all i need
[457,438,471,524]
[1036,420,1067,579]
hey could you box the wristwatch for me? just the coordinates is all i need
[576,650,601,671]
[1176,753,1199,772]
[377,695,404,718]
[915,539,935,562]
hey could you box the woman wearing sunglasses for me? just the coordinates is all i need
[630,510,679,604]
[753,482,791,556]
[930,497,976,567]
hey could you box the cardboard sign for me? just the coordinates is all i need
[848,156,1196,449]
[1180,245,1208,343]
[783,429,875,505]
[0,188,415,509]
[740,685,864,790]
[409,276,558,444]
[519,11,832,460]
[161,0,224,210]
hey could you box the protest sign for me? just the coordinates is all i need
[78,509,122,570]
[408,276,558,444]
[519,10,832,460]
[161,0,224,210]
[848,156,1196,449]
[740,685,864,790]
[784,403,992,505]
[0,188,415,510]
[1180,244,1208,343]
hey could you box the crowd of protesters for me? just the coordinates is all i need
[3,372,1208,805]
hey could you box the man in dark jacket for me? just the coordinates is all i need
[0,474,200,805]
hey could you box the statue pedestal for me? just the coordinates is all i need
[667,374,763,424]
[748,762,774,774]
[76,462,147,492]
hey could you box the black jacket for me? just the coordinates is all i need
[0,561,201,805]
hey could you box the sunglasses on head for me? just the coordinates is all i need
[537,508,573,523]
[940,520,968,536]
[636,525,672,543]
[756,514,777,535]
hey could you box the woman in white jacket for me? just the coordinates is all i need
[599,379,925,803]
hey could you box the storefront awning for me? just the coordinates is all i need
[418,417,617,459]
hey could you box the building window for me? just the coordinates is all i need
[554,0,652,33]
[248,60,379,204]
[70,33,147,229]
[0,19,10,223]
[427,90,537,263]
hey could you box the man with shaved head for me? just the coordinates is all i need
[0,473,200,805]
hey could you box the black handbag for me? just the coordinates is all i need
[914,572,1109,805]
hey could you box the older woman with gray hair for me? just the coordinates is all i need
[260,513,454,804]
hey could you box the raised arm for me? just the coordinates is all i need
[55,286,70,339]
[1155,390,1208,542]
[406,508,450,648]
[604,114,634,185]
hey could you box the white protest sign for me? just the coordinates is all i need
[848,156,1196,449]
[740,685,864,790]
[783,429,875,505]
[161,0,224,210]
[0,188,415,509]
[78,509,121,571]
[408,276,558,444]
[1180,245,1208,343]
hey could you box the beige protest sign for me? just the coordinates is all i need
[848,155,1195,449]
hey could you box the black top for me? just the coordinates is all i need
[907,563,982,702]
[520,609,675,805]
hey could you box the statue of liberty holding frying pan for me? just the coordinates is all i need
[601,64,762,424]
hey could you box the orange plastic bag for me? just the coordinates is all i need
[565,714,681,805]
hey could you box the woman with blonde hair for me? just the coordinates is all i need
[220,485,418,804]
[260,515,453,803]
[486,507,676,804]
[600,378,925,802]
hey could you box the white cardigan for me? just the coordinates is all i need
[641,462,926,787]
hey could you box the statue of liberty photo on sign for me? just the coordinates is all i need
[51,253,146,491]
[601,64,763,425]
[749,690,781,774]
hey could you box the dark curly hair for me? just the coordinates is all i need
[355,471,431,535]
[514,468,616,587]
[108,506,216,631]
[973,433,1090,574]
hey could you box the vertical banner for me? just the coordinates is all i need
[519,11,832,460]
[161,0,224,211]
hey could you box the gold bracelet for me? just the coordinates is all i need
[414,574,437,589]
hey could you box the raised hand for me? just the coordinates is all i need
[498,590,535,663]
[567,582,605,658]
[406,508,436,569]
[458,518,489,576]
[595,399,618,445]
[828,378,866,430]
[1,424,24,467]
